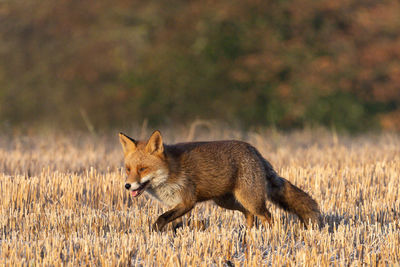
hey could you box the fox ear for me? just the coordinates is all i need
[119,132,137,155]
[145,130,163,155]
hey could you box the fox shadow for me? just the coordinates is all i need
[321,206,398,233]
[170,205,398,234]
[321,212,350,233]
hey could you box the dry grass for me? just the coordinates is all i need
[1,128,399,266]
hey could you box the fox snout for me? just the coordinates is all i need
[124,181,142,191]
[125,180,150,198]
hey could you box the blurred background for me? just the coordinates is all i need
[1,0,399,133]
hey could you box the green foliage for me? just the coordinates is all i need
[306,92,370,132]
[0,0,399,131]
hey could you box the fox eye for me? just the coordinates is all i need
[138,167,147,173]
[126,166,131,173]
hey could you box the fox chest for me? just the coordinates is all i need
[146,183,182,207]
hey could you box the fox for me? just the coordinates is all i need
[119,130,322,231]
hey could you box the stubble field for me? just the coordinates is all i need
[1,127,399,266]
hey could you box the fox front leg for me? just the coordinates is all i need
[152,203,194,231]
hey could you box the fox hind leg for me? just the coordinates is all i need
[233,184,273,228]
[213,194,255,228]
[245,211,255,227]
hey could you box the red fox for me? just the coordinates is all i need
[119,131,321,231]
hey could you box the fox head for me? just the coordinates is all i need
[119,130,169,198]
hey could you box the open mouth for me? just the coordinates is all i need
[131,181,150,197]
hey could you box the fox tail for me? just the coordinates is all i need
[264,162,322,228]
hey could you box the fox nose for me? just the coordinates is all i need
[125,183,131,190]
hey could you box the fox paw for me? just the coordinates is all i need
[152,218,166,232]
